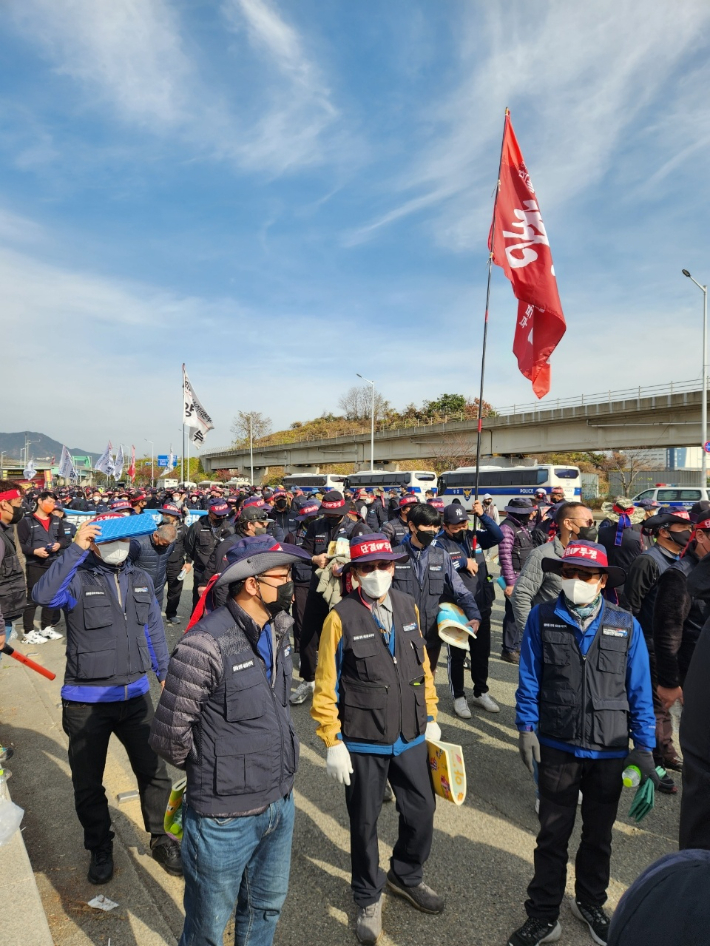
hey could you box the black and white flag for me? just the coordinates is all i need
[183,364,214,445]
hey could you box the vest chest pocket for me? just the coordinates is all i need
[83,592,112,630]
[539,686,577,742]
[215,734,273,796]
[225,664,266,721]
[427,570,445,595]
[541,629,572,666]
[408,633,425,666]
[591,696,630,748]
[598,634,627,674]
[341,680,388,742]
[348,633,381,682]
[132,590,152,625]
[77,645,117,680]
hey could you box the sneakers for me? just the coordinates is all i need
[289,680,315,705]
[22,631,47,645]
[507,917,562,946]
[655,768,677,794]
[570,899,610,945]
[452,696,472,719]
[501,650,520,664]
[471,692,500,713]
[150,834,183,876]
[166,616,182,625]
[356,897,382,944]
[88,844,114,884]
[39,626,63,640]
[386,870,445,914]
[383,781,394,803]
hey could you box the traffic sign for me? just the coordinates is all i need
[157,455,169,467]
[704,442,710,454]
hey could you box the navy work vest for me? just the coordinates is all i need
[391,545,447,643]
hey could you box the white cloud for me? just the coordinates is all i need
[8,0,343,176]
[351,1,710,249]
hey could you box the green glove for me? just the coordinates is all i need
[628,771,658,823]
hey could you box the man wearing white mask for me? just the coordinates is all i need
[33,514,181,885]
[509,541,656,946]
[312,533,443,945]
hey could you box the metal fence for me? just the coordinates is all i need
[609,470,705,496]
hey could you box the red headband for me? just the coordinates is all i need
[321,499,345,510]
[0,489,21,502]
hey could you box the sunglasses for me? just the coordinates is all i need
[355,561,393,574]
[561,567,602,582]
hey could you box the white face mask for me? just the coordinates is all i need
[357,569,392,599]
[560,577,601,605]
[97,540,129,565]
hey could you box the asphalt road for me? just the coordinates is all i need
[0,569,681,946]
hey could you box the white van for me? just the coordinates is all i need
[632,485,710,511]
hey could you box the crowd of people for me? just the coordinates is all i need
[1,477,710,946]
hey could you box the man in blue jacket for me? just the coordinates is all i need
[33,514,181,885]
[508,541,657,946]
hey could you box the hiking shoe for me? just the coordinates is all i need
[453,696,472,719]
[386,870,444,914]
[289,680,315,705]
[507,917,561,945]
[501,650,520,664]
[22,631,46,645]
[356,897,382,944]
[656,769,677,794]
[570,899,609,945]
[471,692,500,713]
[166,616,181,625]
[150,835,183,876]
[39,626,63,640]
[663,754,683,772]
[383,781,394,803]
[88,844,114,884]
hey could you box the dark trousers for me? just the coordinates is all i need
[447,610,491,698]
[298,586,329,682]
[192,573,205,613]
[345,742,435,906]
[62,693,172,851]
[291,583,309,652]
[525,745,626,921]
[165,560,184,620]
[646,644,676,765]
[502,595,520,654]
[23,562,59,633]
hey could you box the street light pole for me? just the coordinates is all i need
[682,270,708,488]
[145,438,154,488]
[357,373,375,470]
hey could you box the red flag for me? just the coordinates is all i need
[128,445,136,481]
[489,111,566,398]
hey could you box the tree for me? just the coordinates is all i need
[430,435,476,474]
[423,393,467,417]
[337,385,390,422]
[231,411,272,447]
[594,450,656,496]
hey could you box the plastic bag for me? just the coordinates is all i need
[0,798,24,846]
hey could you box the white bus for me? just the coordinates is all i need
[345,470,438,496]
[438,465,581,512]
[282,473,346,493]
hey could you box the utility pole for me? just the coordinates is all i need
[682,269,708,487]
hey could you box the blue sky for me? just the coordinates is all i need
[4,0,710,458]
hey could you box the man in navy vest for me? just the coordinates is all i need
[150,535,311,946]
[33,514,181,885]
[508,541,656,946]
[312,533,443,945]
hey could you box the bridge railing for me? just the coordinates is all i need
[203,377,706,457]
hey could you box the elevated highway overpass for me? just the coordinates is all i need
[201,379,708,476]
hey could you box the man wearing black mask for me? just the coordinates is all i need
[499,498,536,664]
[270,489,297,537]
[184,499,235,611]
[626,509,694,790]
[382,494,417,547]
[391,503,480,673]
[0,480,27,648]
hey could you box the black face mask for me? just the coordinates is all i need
[448,529,466,544]
[275,500,287,511]
[260,580,294,617]
[415,530,436,548]
[576,524,598,542]
[9,505,23,525]
[669,528,692,547]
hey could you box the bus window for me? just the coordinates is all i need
[554,469,580,479]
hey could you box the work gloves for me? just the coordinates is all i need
[425,720,442,743]
[326,743,353,786]
[519,731,541,775]
[623,747,660,787]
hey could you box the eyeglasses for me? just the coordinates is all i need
[355,562,393,575]
[560,568,602,582]
[257,574,291,588]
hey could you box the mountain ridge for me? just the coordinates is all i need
[0,431,100,464]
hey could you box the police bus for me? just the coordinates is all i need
[282,473,346,493]
[438,464,581,512]
[345,470,438,496]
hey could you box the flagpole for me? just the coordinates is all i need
[473,107,509,506]
[181,365,185,484]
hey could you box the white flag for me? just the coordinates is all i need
[114,445,125,481]
[23,457,36,481]
[183,364,214,445]
[95,441,113,475]
[168,451,176,470]
[59,446,78,482]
